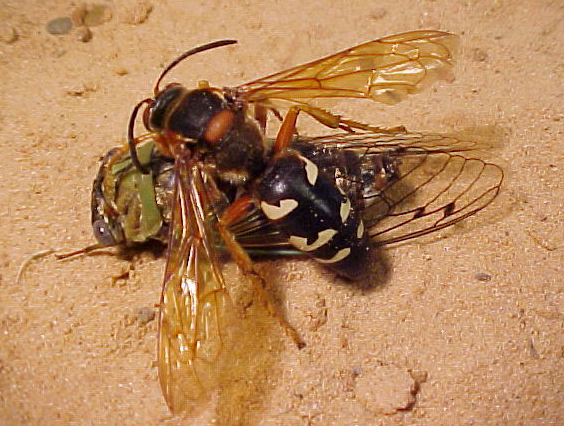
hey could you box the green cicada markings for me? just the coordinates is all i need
[111,141,163,243]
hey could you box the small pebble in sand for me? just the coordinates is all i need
[355,365,417,414]
[475,272,492,282]
[136,307,156,325]
[370,8,387,20]
[65,81,98,96]
[0,24,18,44]
[306,294,327,331]
[472,47,489,62]
[84,4,113,26]
[76,26,92,42]
[113,66,129,76]
[46,17,72,35]
[121,1,153,25]
[71,4,87,26]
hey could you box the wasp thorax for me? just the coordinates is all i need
[148,85,226,143]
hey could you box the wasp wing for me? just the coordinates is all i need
[158,153,289,418]
[157,155,236,415]
[293,131,503,246]
[235,30,458,107]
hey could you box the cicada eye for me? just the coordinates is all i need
[92,219,117,247]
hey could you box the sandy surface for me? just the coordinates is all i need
[1,0,564,425]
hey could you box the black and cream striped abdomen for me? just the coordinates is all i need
[256,150,370,280]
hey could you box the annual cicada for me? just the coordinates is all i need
[86,31,503,414]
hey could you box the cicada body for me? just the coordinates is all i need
[93,130,502,271]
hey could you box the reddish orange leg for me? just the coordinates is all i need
[274,106,300,154]
[277,104,409,138]
[221,195,256,227]
[217,219,306,349]
[220,195,306,349]
[254,104,268,134]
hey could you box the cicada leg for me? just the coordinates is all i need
[219,198,306,349]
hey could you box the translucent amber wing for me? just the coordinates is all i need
[236,30,459,106]
[157,156,284,420]
[157,157,233,415]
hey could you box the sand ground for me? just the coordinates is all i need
[1,0,564,425]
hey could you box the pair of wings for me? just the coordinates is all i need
[156,30,502,415]
[233,29,459,108]
[158,130,503,414]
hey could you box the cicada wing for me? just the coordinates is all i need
[292,131,503,246]
[227,200,297,255]
[301,131,498,153]
[366,148,503,246]
[157,157,235,415]
[235,30,458,107]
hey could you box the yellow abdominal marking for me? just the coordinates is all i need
[357,221,364,239]
[340,198,351,223]
[316,248,351,264]
[299,155,318,186]
[261,199,299,220]
[289,229,337,252]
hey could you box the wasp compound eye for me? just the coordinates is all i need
[92,219,117,247]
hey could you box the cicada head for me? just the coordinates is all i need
[91,148,125,247]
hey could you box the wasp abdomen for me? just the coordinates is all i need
[257,151,370,280]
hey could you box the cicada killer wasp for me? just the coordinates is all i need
[87,30,503,414]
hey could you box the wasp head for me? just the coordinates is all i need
[128,40,237,173]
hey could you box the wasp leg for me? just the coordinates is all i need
[274,107,301,153]
[218,212,306,349]
[282,104,407,136]
[254,103,268,134]
[339,117,407,133]
[221,195,256,226]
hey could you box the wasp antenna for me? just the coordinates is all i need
[154,39,238,95]
[128,98,154,174]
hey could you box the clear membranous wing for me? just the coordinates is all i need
[294,131,504,246]
[233,30,459,107]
